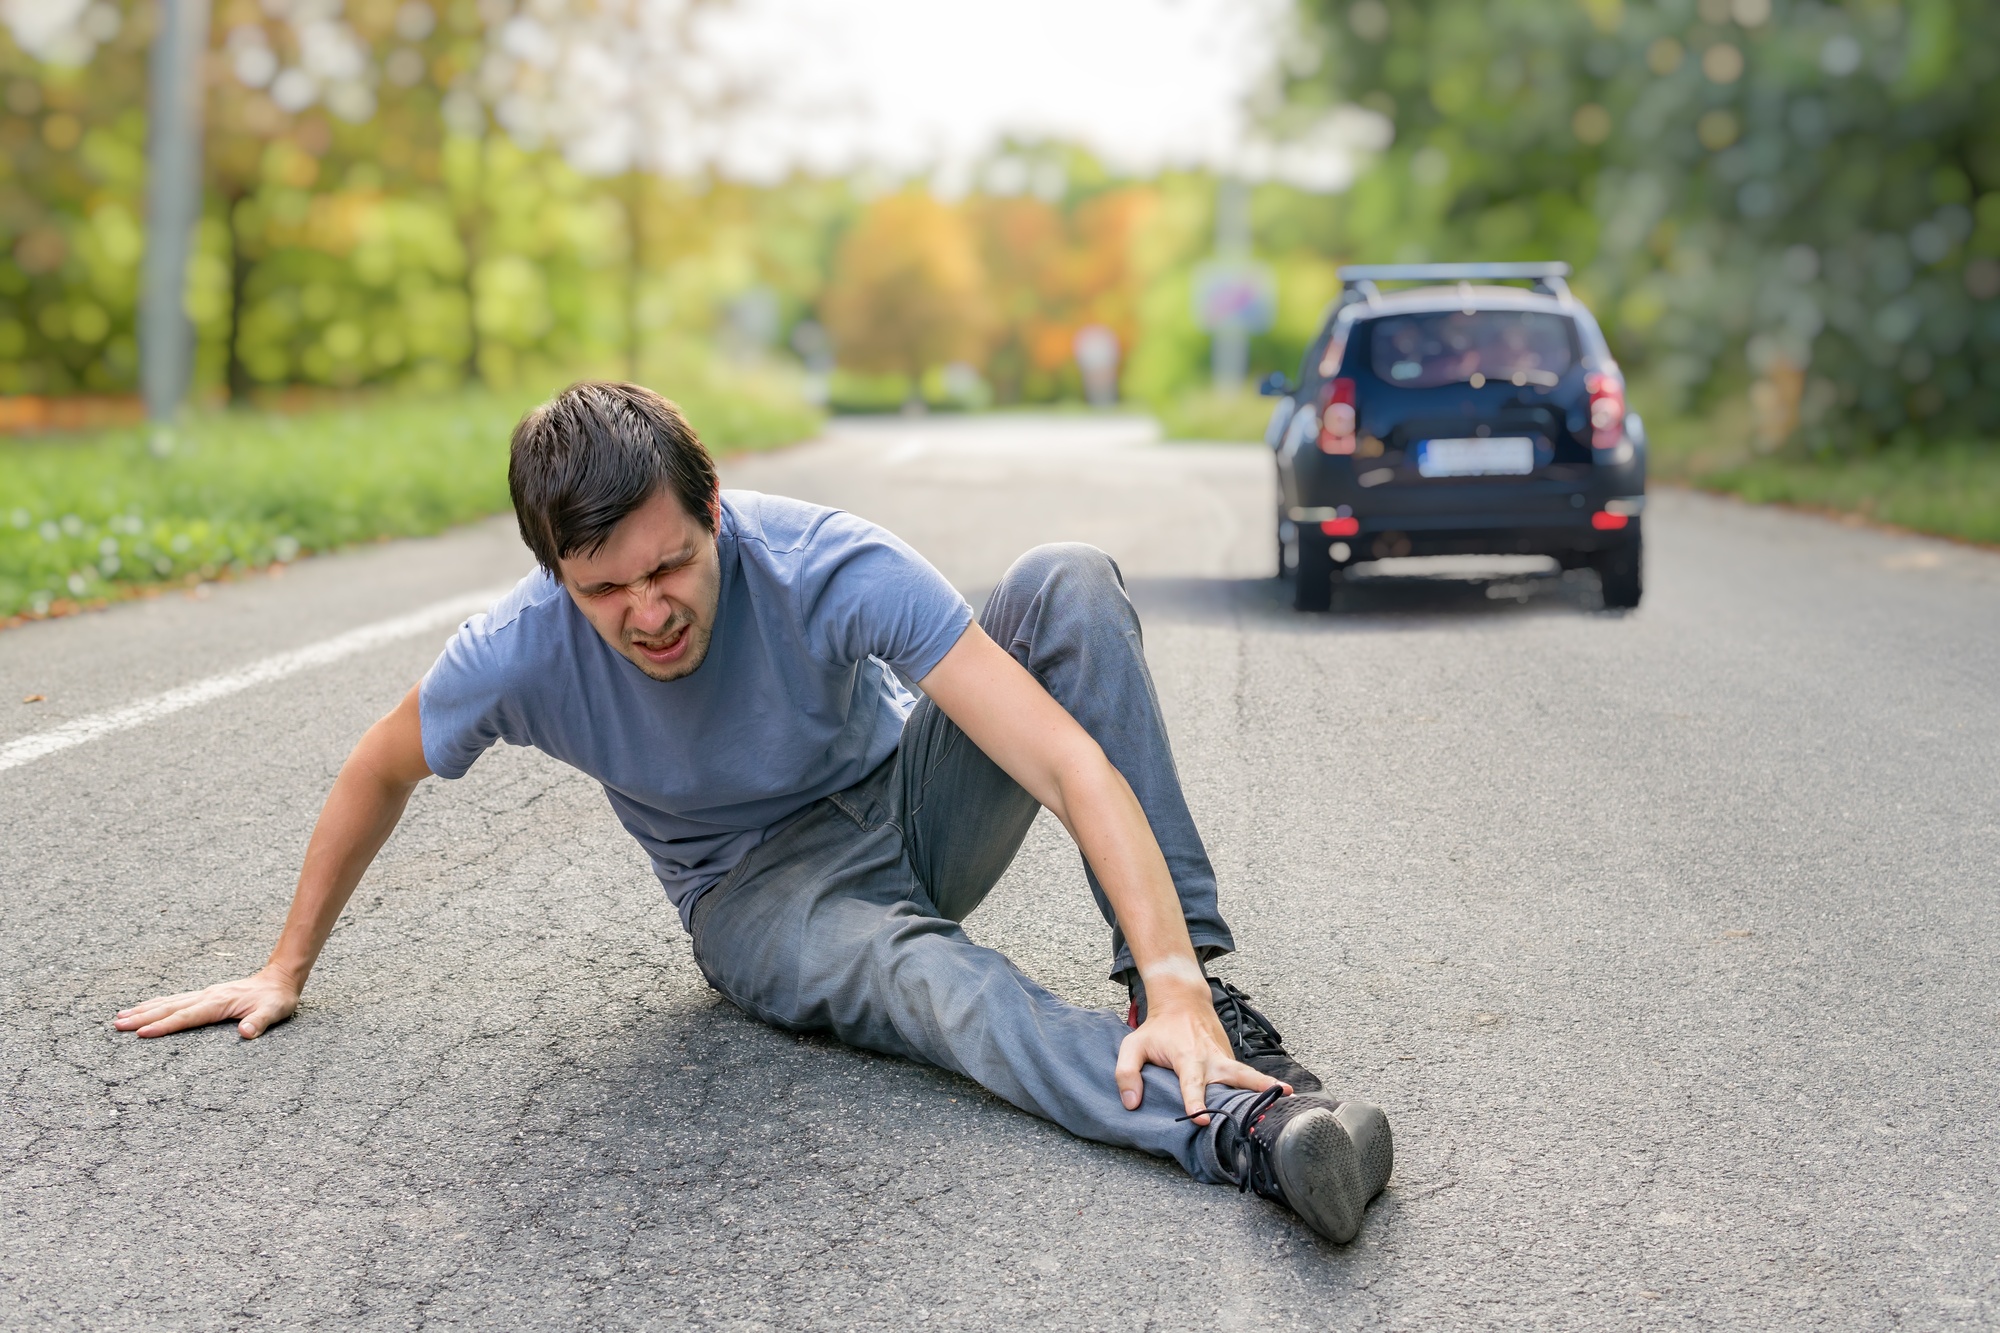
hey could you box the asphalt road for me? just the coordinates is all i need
[3,414,1997,1330]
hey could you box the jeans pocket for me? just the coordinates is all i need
[827,755,898,832]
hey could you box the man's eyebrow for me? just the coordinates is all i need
[575,545,696,595]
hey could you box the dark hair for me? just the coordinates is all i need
[508,381,719,571]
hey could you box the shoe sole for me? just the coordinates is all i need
[1272,1103,1392,1245]
[1336,1100,1394,1200]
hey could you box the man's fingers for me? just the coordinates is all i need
[1212,1057,1285,1096]
[115,976,306,1039]
[119,995,206,1023]
[1114,1031,1146,1110]
[1178,1064,1212,1126]
[112,996,171,1024]
[113,991,206,1027]
[117,983,264,1038]
[133,998,233,1038]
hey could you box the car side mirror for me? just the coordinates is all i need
[1258,371,1292,397]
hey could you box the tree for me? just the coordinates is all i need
[0,2,153,397]
[966,171,1157,403]
[1287,0,2000,450]
[821,191,991,397]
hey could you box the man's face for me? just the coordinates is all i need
[557,489,721,682]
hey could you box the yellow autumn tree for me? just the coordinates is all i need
[822,192,991,394]
[965,186,1157,402]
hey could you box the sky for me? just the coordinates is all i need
[693,0,1303,183]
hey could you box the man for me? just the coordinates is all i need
[117,382,1392,1244]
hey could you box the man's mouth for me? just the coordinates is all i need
[630,621,691,665]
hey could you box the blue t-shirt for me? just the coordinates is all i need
[419,490,973,925]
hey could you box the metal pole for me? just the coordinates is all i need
[141,0,211,430]
[1212,177,1251,391]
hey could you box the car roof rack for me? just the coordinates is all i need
[1335,262,1572,306]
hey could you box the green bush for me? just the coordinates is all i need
[0,374,821,621]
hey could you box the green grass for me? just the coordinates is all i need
[1151,388,1280,443]
[1637,389,2000,548]
[1677,445,2000,546]
[0,375,822,622]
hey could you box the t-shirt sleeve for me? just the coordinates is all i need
[418,612,530,779]
[793,511,973,680]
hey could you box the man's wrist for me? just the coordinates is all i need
[258,957,309,993]
[1136,954,1208,1007]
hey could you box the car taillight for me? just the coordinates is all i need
[1317,378,1357,454]
[1586,372,1625,450]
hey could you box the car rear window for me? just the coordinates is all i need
[1368,311,1578,389]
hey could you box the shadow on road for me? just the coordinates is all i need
[1127,562,1610,629]
[548,993,1378,1315]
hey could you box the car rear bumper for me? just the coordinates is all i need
[1284,503,1643,560]
[1355,522,1638,560]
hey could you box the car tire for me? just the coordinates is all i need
[1594,535,1643,609]
[1294,534,1336,612]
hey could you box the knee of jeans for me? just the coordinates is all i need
[1000,543,1129,613]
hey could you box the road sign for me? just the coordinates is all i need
[1193,260,1276,335]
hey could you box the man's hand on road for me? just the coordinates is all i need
[113,967,301,1040]
[114,685,430,1045]
[1114,971,1286,1125]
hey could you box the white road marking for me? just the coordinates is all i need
[0,586,513,774]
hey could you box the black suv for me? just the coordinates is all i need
[1262,263,1645,611]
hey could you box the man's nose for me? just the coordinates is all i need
[627,581,674,632]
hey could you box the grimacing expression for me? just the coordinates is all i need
[556,489,722,682]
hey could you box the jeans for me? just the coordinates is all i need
[689,544,1243,1179]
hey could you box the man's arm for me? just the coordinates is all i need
[114,684,433,1040]
[916,625,1281,1124]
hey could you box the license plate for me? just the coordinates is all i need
[1417,437,1536,477]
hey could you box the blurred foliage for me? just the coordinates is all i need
[0,3,1342,426]
[821,192,991,394]
[1287,0,2000,452]
[0,0,834,413]
[965,162,1158,404]
[1640,388,2000,544]
[0,367,819,620]
[819,164,1175,407]
[1633,373,2000,544]
[14,0,1993,465]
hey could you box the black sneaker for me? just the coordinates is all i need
[1126,974,1326,1094]
[1200,1087,1393,1245]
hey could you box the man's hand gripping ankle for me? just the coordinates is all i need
[1113,955,1289,1126]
